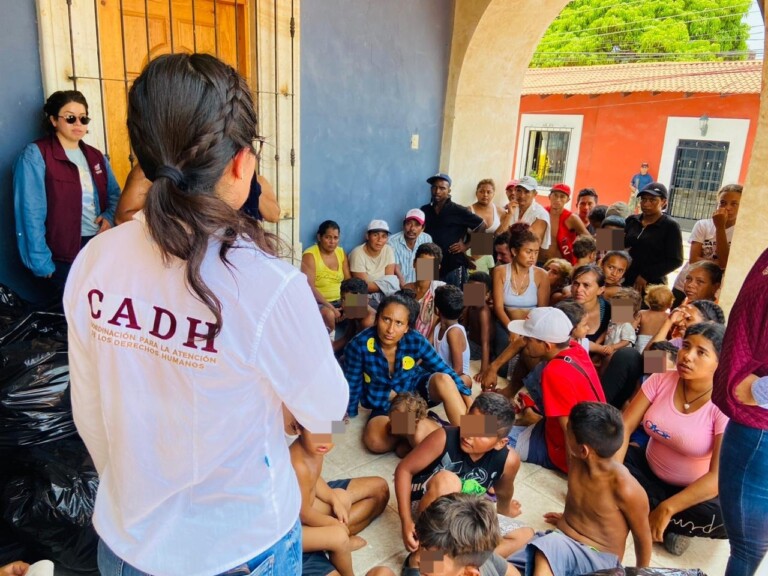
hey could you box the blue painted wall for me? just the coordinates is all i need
[0,1,48,303]
[300,0,454,253]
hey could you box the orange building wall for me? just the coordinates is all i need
[515,91,759,208]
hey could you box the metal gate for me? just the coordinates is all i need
[44,0,298,250]
[668,139,729,229]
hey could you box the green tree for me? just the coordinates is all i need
[531,0,752,67]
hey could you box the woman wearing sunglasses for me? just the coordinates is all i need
[13,90,121,289]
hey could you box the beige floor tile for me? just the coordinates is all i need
[352,506,406,575]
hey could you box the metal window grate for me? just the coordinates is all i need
[522,128,572,188]
[60,0,298,249]
[668,139,729,225]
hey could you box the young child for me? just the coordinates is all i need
[543,258,573,305]
[635,284,674,353]
[290,425,390,576]
[511,402,652,575]
[600,287,642,362]
[389,392,443,456]
[600,250,631,298]
[367,493,523,576]
[433,285,472,390]
[395,392,523,570]
[333,277,376,355]
[461,271,495,374]
[555,299,590,354]
[572,234,597,267]
[403,243,446,338]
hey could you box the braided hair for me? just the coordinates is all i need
[127,53,279,336]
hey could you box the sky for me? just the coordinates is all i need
[745,0,765,55]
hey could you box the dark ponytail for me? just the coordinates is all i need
[127,53,279,336]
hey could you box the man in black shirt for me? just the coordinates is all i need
[624,182,683,293]
[420,172,486,288]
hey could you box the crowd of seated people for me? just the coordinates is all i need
[285,175,744,574]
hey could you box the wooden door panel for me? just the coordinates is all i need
[98,0,249,184]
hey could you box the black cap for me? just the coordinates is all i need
[637,182,668,199]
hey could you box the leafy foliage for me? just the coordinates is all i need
[531,0,752,67]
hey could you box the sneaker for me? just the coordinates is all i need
[664,532,691,556]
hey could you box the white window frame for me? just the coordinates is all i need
[516,113,583,202]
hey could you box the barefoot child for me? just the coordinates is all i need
[389,392,442,456]
[396,393,529,572]
[433,285,473,391]
[511,402,652,575]
[290,426,390,576]
[461,271,495,374]
[635,284,674,353]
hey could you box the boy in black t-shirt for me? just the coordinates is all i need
[395,393,530,570]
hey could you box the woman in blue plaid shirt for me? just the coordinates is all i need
[344,293,473,453]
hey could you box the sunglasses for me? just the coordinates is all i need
[58,114,91,125]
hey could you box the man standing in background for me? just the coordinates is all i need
[629,162,654,213]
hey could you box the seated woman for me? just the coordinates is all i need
[344,293,472,454]
[468,178,510,236]
[570,264,611,351]
[619,322,728,556]
[646,299,726,352]
[492,223,549,359]
[301,220,351,333]
[678,260,722,305]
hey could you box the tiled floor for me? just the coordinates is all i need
[331,360,729,575]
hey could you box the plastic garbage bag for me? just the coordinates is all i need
[0,314,73,449]
[0,285,28,332]
[1,439,98,573]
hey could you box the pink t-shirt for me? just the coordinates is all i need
[641,371,728,486]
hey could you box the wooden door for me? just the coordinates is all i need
[98,0,250,183]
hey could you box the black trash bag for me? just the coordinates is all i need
[0,312,67,347]
[586,568,708,575]
[0,313,74,449]
[0,285,28,332]
[0,518,34,567]
[1,439,99,573]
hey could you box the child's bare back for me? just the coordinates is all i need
[558,459,646,561]
[637,309,669,336]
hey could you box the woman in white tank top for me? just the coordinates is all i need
[469,178,504,234]
[492,224,550,327]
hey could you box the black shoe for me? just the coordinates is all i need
[664,532,691,556]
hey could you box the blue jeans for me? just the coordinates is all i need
[97,519,302,576]
[719,421,768,576]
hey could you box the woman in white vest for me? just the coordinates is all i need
[63,53,348,576]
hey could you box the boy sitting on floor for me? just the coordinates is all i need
[509,402,652,575]
[367,493,522,576]
[389,392,442,457]
[433,285,473,390]
[396,393,532,572]
[290,424,390,576]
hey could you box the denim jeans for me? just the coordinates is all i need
[97,519,302,576]
[442,266,468,289]
[719,421,768,576]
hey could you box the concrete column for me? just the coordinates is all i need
[719,50,768,315]
[441,0,568,204]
